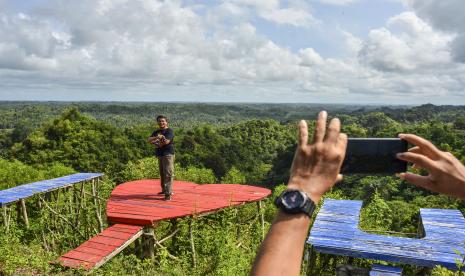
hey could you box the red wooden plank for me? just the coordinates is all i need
[107,215,153,226]
[107,211,156,220]
[80,240,121,251]
[107,203,193,215]
[111,224,143,231]
[107,203,168,213]
[74,245,114,257]
[89,236,126,247]
[100,229,136,240]
[58,257,94,270]
[62,251,103,263]
[107,211,160,222]
[108,226,143,234]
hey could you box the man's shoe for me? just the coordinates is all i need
[164,194,171,201]
[157,191,165,195]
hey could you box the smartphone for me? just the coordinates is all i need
[341,138,408,174]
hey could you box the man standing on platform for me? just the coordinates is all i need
[148,115,175,200]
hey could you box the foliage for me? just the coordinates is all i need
[221,166,246,184]
[10,108,142,177]
[1,103,465,274]
[360,191,393,231]
[0,158,75,190]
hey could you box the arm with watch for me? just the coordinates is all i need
[250,111,347,276]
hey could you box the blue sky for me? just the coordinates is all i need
[0,0,464,104]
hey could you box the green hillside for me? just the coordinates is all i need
[0,103,464,275]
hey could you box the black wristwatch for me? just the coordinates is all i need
[274,189,316,218]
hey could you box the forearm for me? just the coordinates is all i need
[160,139,171,147]
[250,211,311,276]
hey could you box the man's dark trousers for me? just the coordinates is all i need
[158,154,174,195]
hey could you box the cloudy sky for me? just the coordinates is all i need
[0,0,464,104]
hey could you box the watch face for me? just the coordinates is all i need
[282,190,304,209]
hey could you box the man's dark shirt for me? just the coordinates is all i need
[151,128,175,157]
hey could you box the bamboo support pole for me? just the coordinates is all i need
[154,237,178,260]
[189,217,196,268]
[20,199,29,229]
[306,245,316,276]
[158,228,180,244]
[92,179,104,232]
[68,186,74,215]
[257,201,265,240]
[45,191,51,201]
[2,206,10,231]
[134,238,141,256]
[38,195,87,240]
[74,181,86,227]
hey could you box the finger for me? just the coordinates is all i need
[336,133,348,154]
[326,118,341,144]
[312,111,327,144]
[335,174,343,183]
[396,152,438,172]
[398,134,441,159]
[408,146,422,154]
[398,173,435,191]
[298,120,308,147]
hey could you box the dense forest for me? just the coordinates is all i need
[0,102,464,275]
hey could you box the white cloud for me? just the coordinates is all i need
[0,0,302,87]
[231,0,318,27]
[319,0,358,6]
[299,48,324,66]
[406,0,465,63]
[358,12,453,72]
[0,0,463,104]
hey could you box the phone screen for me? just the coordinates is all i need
[341,138,408,174]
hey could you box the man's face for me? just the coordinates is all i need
[157,118,168,129]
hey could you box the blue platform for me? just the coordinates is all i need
[307,199,465,270]
[369,264,402,275]
[0,173,104,207]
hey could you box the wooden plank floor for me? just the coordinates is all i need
[0,173,103,207]
[57,224,143,270]
[58,180,271,270]
[307,199,465,270]
[106,180,271,225]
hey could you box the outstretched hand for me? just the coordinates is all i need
[397,134,465,200]
[287,111,347,203]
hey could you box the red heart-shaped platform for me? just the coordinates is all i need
[107,180,271,225]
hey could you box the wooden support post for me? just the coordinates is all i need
[306,245,316,276]
[75,181,86,227]
[2,206,10,231]
[142,226,155,260]
[134,238,141,256]
[45,192,51,201]
[20,199,29,229]
[92,179,104,232]
[257,201,265,240]
[189,217,196,268]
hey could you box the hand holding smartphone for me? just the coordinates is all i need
[341,138,408,174]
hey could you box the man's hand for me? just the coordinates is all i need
[397,134,465,200]
[250,111,347,276]
[287,111,348,203]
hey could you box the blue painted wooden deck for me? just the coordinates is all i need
[307,199,465,270]
[0,173,103,207]
[369,264,402,275]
